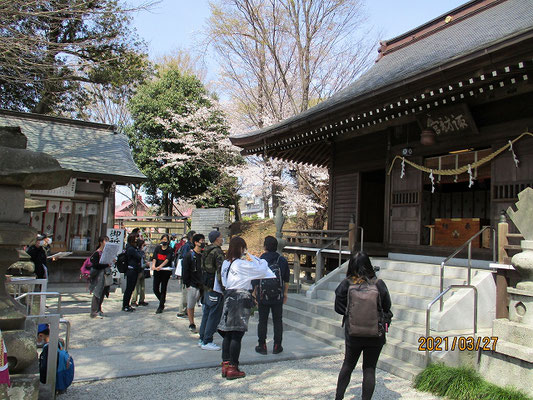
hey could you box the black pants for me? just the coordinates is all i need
[221,331,245,366]
[122,268,139,309]
[335,337,383,400]
[153,270,172,308]
[257,302,283,345]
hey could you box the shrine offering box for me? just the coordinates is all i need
[434,218,481,248]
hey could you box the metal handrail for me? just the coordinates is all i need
[426,284,478,366]
[439,226,496,311]
[316,226,364,257]
[15,292,62,316]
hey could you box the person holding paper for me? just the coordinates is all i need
[89,236,113,318]
[151,234,174,314]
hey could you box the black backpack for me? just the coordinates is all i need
[259,255,284,303]
[116,252,128,274]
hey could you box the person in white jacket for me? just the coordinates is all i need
[214,236,275,380]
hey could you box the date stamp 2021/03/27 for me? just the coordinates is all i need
[418,336,498,352]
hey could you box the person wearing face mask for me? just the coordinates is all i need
[151,234,174,314]
[181,233,205,332]
[198,231,225,350]
[26,234,48,279]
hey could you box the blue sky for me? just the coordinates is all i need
[131,0,468,66]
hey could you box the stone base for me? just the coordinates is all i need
[508,287,533,325]
[478,349,533,397]
[478,318,533,397]
[7,373,39,400]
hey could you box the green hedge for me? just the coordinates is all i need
[414,364,531,400]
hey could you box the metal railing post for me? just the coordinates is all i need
[359,227,364,252]
[439,262,445,312]
[338,238,342,268]
[467,242,472,285]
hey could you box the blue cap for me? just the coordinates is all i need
[38,324,49,334]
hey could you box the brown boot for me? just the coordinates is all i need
[221,361,230,377]
[226,364,246,380]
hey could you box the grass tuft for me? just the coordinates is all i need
[414,363,531,400]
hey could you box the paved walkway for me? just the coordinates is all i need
[47,281,440,399]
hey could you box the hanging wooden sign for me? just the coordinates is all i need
[416,103,478,136]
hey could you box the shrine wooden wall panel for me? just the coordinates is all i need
[492,137,533,231]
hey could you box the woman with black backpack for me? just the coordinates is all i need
[334,252,392,400]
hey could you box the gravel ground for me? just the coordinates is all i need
[61,354,441,400]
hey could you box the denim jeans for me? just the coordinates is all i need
[199,291,223,344]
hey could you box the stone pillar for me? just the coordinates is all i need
[0,126,71,398]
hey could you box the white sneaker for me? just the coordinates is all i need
[201,342,221,351]
[197,339,203,347]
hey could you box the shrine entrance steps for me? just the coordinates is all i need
[283,258,475,381]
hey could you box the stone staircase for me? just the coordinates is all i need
[283,258,473,381]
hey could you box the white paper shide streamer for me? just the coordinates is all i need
[400,157,405,179]
[468,164,474,188]
[429,170,435,193]
[509,140,519,167]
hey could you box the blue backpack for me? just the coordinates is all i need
[39,344,75,390]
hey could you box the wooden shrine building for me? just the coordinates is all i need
[0,109,146,282]
[231,0,533,261]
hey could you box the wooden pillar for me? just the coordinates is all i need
[294,254,301,293]
[496,216,510,318]
[348,214,356,253]
[315,252,324,282]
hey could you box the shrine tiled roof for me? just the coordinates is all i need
[0,110,146,183]
[231,0,533,146]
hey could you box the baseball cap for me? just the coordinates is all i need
[37,324,49,334]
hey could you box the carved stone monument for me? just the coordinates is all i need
[0,126,71,398]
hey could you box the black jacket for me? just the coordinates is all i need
[26,245,47,279]
[335,277,392,344]
[90,251,108,270]
[126,244,143,272]
[182,249,203,288]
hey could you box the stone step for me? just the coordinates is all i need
[377,269,466,287]
[492,319,533,348]
[380,279,439,299]
[389,304,427,326]
[376,353,423,381]
[382,336,427,368]
[286,294,340,321]
[283,304,344,338]
[284,316,422,381]
[282,318,344,350]
[390,291,436,310]
[287,294,426,346]
[372,259,469,279]
[385,320,425,346]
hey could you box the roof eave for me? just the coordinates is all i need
[231,27,533,151]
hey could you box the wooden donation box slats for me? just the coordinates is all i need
[434,218,481,248]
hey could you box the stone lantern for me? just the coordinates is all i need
[507,187,533,325]
[0,126,71,398]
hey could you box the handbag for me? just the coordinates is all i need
[103,267,113,286]
[144,268,151,279]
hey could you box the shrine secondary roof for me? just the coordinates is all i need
[0,110,146,183]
